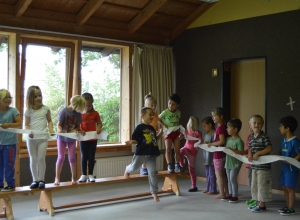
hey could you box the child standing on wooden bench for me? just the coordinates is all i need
[124,107,160,202]
[25,86,54,189]
[0,89,22,192]
[55,95,86,185]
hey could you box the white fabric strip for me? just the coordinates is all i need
[0,127,108,141]
[195,143,300,169]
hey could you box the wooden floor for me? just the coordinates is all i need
[7,177,300,220]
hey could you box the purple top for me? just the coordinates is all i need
[57,107,82,143]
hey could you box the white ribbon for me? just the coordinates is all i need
[0,127,108,141]
[195,143,300,169]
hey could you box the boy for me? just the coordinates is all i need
[158,93,182,173]
[124,107,160,202]
[278,116,300,216]
[248,114,272,213]
[224,118,244,202]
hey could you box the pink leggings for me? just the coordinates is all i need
[180,147,197,187]
[56,140,76,167]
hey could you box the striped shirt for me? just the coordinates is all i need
[248,132,272,170]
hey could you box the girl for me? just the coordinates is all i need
[78,93,102,182]
[25,86,54,189]
[201,116,217,195]
[54,95,86,185]
[179,116,202,192]
[0,89,22,191]
[140,93,161,175]
[208,107,229,200]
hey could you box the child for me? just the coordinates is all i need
[278,116,300,216]
[247,114,272,213]
[54,95,86,185]
[25,86,54,189]
[140,93,161,175]
[224,118,244,202]
[0,89,22,191]
[179,116,202,192]
[201,116,217,195]
[207,107,229,200]
[159,93,182,173]
[124,107,160,202]
[78,93,102,183]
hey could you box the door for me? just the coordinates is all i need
[225,58,265,185]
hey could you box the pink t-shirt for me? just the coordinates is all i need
[213,124,227,159]
[183,129,202,156]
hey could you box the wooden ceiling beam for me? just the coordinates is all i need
[128,0,168,33]
[14,0,33,18]
[76,0,105,26]
[170,2,216,41]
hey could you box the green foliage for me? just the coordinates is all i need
[0,43,7,52]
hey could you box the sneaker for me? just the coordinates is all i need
[278,206,289,213]
[38,181,45,189]
[78,175,87,183]
[248,204,258,210]
[88,175,95,182]
[188,187,198,192]
[221,195,232,201]
[30,181,39,189]
[229,197,238,203]
[1,185,15,192]
[280,208,295,216]
[140,168,148,175]
[251,205,266,213]
[167,164,174,173]
[174,163,184,172]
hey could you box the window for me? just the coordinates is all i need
[81,45,121,143]
[0,34,8,89]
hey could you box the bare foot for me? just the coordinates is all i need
[202,190,208,193]
[206,191,215,195]
[124,170,130,178]
[54,178,60,185]
[153,194,160,202]
[71,179,77,185]
[214,194,224,199]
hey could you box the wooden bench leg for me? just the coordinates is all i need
[39,191,55,216]
[0,196,14,220]
[162,176,181,196]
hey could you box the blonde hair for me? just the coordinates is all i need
[70,95,86,113]
[144,92,157,106]
[250,114,264,124]
[0,89,9,102]
[26,85,42,108]
[187,116,199,131]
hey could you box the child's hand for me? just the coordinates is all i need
[248,155,253,162]
[0,123,9,129]
[79,130,86,136]
[207,143,211,148]
[253,153,259,161]
[29,132,34,138]
[178,133,184,140]
[97,129,102,135]
[125,140,132,145]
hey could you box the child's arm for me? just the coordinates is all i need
[248,147,253,161]
[295,153,300,161]
[158,118,168,128]
[96,119,102,134]
[25,115,34,138]
[1,115,22,129]
[252,145,272,161]
[76,123,86,135]
[125,140,138,145]
[46,110,54,134]
[57,121,63,133]
[208,134,225,147]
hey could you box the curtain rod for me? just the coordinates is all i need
[0,25,171,48]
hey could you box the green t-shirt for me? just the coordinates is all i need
[158,109,181,128]
[225,137,244,169]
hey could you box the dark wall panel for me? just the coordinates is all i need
[172,10,300,191]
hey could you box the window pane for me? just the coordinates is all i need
[0,35,8,89]
[23,45,67,140]
[81,47,121,143]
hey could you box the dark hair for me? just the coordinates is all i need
[82,92,94,102]
[279,116,298,133]
[168,93,181,104]
[227,118,242,132]
[141,107,152,115]
[212,107,226,122]
[202,116,215,130]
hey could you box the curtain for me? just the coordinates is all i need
[132,44,174,150]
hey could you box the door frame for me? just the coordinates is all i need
[221,56,268,132]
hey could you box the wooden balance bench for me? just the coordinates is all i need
[0,171,181,219]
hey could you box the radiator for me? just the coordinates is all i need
[94,155,164,178]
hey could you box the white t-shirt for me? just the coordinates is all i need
[25,105,50,140]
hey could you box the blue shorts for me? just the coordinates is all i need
[280,169,299,188]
